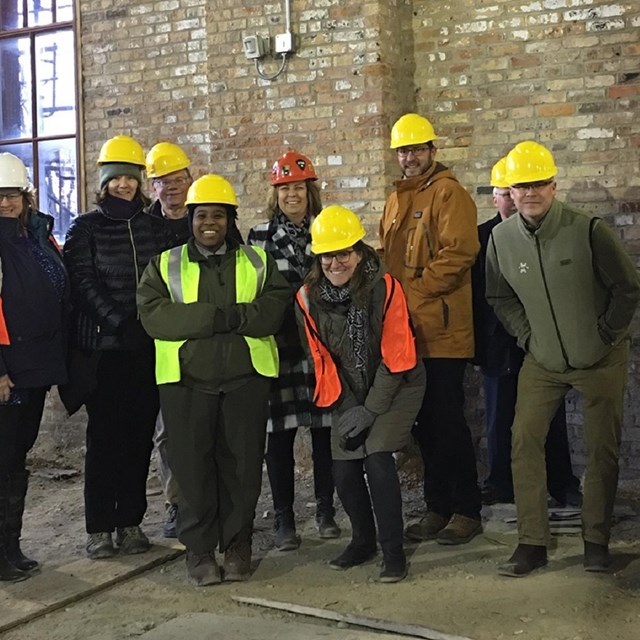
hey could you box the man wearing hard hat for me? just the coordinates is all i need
[379,113,482,546]
[145,142,193,538]
[471,158,581,509]
[486,141,640,577]
[146,142,193,246]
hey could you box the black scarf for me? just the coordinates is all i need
[318,258,376,371]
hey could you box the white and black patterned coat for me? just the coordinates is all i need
[248,215,331,432]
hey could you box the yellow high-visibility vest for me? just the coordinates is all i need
[155,244,279,384]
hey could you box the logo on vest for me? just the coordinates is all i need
[519,262,529,274]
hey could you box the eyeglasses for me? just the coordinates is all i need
[0,192,23,202]
[319,250,355,265]
[396,145,432,158]
[511,179,554,192]
[153,176,190,188]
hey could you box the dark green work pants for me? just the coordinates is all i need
[160,377,270,554]
[512,340,629,546]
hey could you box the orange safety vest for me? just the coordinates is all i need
[295,273,417,408]
[0,259,8,345]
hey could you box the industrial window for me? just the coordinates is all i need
[0,0,79,243]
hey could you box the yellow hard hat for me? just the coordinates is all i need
[390,113,437,149]
[505,141,557,185]
[146,142,191,178]
[97,135,146,167]
[490,157,510,188]
[311,205,366,254]
[186,175,238,207]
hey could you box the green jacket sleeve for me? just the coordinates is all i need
[592,219,640,344]
[233,252,290,338]
[363,363,406,416]
[136,255,221,341]
[485,231,531,351]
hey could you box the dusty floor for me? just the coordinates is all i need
[1,455,640,640]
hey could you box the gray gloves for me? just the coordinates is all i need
[338,405,376,451]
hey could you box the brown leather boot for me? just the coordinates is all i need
[498,544,547,577]
[436,514,482,545]
[223,533,252,581]
[185,551,221,587]
[584,541,611,572]
[405,511,449,541]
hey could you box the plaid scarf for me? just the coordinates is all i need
[275,209,309,267]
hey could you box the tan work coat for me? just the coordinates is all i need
[379,162,479,358]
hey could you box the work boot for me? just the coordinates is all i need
[498,544,547,577]
[5,539,38,572]
[584,541,611,573]
[379,557,408,583]
[328,543,377,571]
[223,533,252,581]
[163,504,178,539]
[436,514,483,545]
[185,551,221,587]
[316,513,341,539]
[405,511,449,541]
[115,526,151,555]
[0,546,29,582]
[86,532,116,559]
[5,470,39,571]
[379,545,408,583]
[273,510,300,551]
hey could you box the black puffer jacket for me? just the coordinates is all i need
[64,203,174,351]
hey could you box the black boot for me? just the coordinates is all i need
[316,497,341,539]
[273,509,300,551]
[5,471,39,572]
[0,474,29,582]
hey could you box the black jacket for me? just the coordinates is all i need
[148,200,191,246]
[471,213,523,376]
[0,211,68,388]
[64,203,174,351]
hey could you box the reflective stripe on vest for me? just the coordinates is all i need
[155,244,279,384]
[295,273,417,408]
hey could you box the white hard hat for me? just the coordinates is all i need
[0,153,30,190]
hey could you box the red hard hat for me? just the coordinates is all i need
[271,152,317,186]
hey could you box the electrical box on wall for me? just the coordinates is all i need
[274,32,296,54]
[243,35,270,59]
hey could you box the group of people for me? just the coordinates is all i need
[0,111,637,587]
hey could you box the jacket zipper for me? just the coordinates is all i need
[128,218,140,319]
[535,235,569,368]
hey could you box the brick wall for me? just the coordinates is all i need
[39,0,639,482]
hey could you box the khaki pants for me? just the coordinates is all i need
[512,340,629,546]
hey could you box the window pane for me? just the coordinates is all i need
[0,141,34,183]
[56,0,73,22]
[27,0,53,27]
[0,37,33,139]
[0,0,25,31]
[36,30,76,137]
[38,138,77,243]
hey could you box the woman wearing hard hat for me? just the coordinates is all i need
[137,175,290,586]
[63,135,173,561]
[295,205,425,583]
[0,153,67,582]
[247,152,339,553]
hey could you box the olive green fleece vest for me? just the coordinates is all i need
[154,244,279,383]
[491,201,611,372]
